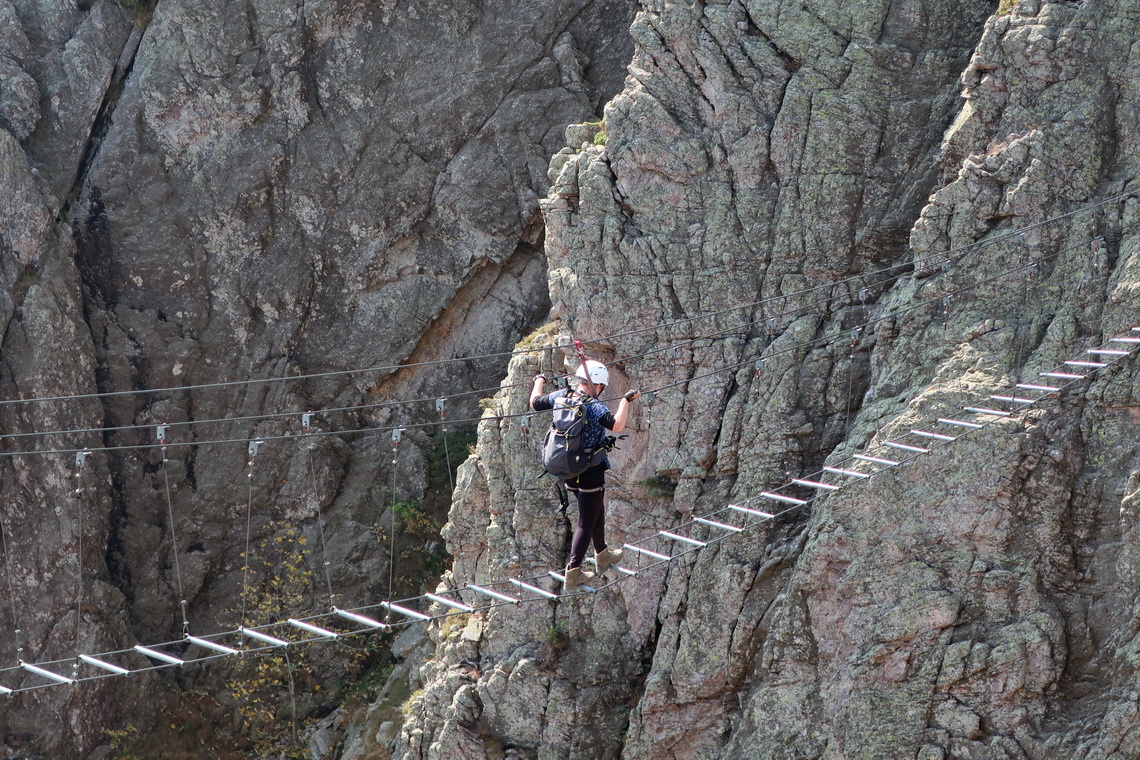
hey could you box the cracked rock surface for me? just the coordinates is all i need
[0,0,635,756]
[396,1,1140,759]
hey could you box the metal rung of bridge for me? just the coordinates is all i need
[467,584,521,605]
[728,504,775,519]
[380,602,430,622]
[694,517,743,533]
[911,429,955,441]
[425,593,474,613]
[334,608,390,630]
[242,627,289,648]
[623,544,671,562]
[187,636,238,656]
[659,530,707,547]
[991,395,1035,404]
[289,619,338,639]
[21,662,73,685]
[509,578,558,600]
[80,654,130,676]
[823,466,870,479]
[938,418,983,429]
[883,441,929,454]
[1016,383,1060,392]
[760,491,808,505]
[852,453,899,466]
[135,646,184,666]
[792,478,840,491]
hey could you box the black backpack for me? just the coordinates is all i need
[541,392,606,480]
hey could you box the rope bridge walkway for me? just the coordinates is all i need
[1,323,1135,695]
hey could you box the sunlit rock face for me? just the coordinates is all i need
[396,2,1140,759]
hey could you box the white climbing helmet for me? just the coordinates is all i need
[576,360,609,386]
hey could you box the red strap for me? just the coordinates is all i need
[572,339,598,398]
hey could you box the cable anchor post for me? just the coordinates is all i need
[74,449,90,495]
[391,428,405,465]
[247,439,263,475]
[156,424,169,464]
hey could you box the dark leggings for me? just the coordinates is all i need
[568,488,606,569]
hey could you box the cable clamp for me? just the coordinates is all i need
[436,398,446,419]
[247,439,263,465]
[942,295,952,314]
[75,450,90,472]
[520,414,530,434]
[156,425,168,445]
[1092,236,1105,255]
[301,412,314,434]
[754,358,764,378]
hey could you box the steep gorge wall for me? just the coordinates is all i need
[0,0,636,756]
[396,1,1140,759]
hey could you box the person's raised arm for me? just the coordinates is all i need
[611,389,640,432]
[529,374,547,410]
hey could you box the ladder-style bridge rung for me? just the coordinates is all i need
[288,619,339,638]
[694,517,743,533]
[79,654,131,676]
[728,504,775,519]
[186,636,239,655]
[623,544,671,562]
[852,453,899,466]
[241,627,289,648]
[1089,349,1130,356]
[380,602,430,622]
[964,407,1010,416]
[134,646,184,666]
[882,441,928,454]
[938,418,983,429]
[911,430,955,442]
[1016,383,1060,392]
[508,578,558,600]
[1041,371,1084,379]
[0,685,11,695]
[990,395,1034,404]
[425,593,474,613]
[1110,337,1140,344]
[1065,360,1107,368]
[659,530,707,547]
[823,466,870,479]
[467,584,521,605]
[791,478,840,491]
[761,491,807,505]
[334,608,390,630]
[21,662,75,684]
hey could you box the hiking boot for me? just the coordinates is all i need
[594,547,624,574]
[564,565,595,590]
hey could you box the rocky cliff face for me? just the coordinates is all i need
[0,0,635,756]
[394,1,1140,759]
